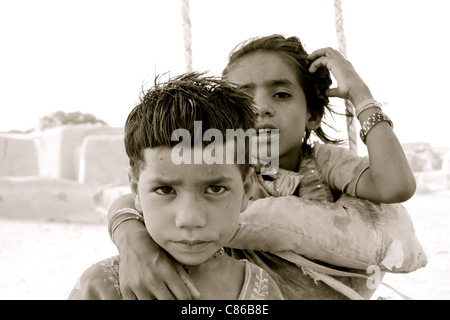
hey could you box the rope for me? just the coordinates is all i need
[274,251,365,299]
[181,0,193,73]
[274,251,414,300]
[301,267,365,300]
[333,0,358,152]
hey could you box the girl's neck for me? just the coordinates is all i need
[280,147,302,172]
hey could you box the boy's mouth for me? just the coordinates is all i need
[176,240,210,246]
[172,240,214,252]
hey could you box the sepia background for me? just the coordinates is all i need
[1,0,449,300]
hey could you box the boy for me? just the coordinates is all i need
[68,72,283,300]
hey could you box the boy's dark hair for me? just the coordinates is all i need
[222,34,347,147]
[124,72,257,175]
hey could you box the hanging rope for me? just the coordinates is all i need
[333,0,357,152]
[181,0,193,73]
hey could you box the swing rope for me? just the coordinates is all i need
[181,0,193,73]
[334,0,358,152]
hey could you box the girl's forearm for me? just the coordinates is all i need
[352,89,416,203]
[107,193,149,250]
[107,193,136,223]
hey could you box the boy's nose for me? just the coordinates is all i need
[174,196,207,229]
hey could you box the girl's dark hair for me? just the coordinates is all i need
[124,72,256,174]
[223,34,349,146]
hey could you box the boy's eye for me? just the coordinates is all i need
[206,185,226,194]
[154,186,175,195]
[274,92,291,99]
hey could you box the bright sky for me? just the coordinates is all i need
[1,0,449,147]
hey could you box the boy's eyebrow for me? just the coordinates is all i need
[146,175,237,186]
[146,177,183,186]
[200,176,236,185]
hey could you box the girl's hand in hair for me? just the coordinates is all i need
[308,48,372,106]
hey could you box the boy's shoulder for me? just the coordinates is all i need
[68,255,122,300]
[238,259,284,300]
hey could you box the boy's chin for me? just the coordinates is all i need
[172,250,222,268]
[176,255,210,268]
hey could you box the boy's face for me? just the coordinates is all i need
[128,146,251,266]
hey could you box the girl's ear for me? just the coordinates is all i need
[127,166,142,212]
[305,111,322,131]
[240,167,257,212]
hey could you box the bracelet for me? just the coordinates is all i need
[108,208,145,244]
[359,111,393,144]
[108,208,143,239]
[111,217,144,245]
[355,99,383,118]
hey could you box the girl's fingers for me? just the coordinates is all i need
[325,87,340,98]
[308,48,347,73]
[308,47,338,60]
[128,287,157,300]
[174,263,201,300]
[308,56,330,73]
[120,287,139,300]
[165,277,195,300]
[152,285,177,300]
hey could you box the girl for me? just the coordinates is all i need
[107,35,418,300]
[222,35,415,203]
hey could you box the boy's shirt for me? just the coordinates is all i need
[226,248,375,300]
[67,255,284,300]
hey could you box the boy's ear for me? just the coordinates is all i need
[305,112,322,131]
[240,167,256,212]
[126,166,142,212]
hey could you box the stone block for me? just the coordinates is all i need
[0,134,39,177]
[35,125,123,180]
[0,177,102,223]
[78,135,129,188]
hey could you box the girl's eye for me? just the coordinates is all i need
[274,92,291,99]
[206,185,226,194]
[154,186,175,195]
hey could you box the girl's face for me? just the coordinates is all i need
[129,146,250,267]
[226,51,319,171]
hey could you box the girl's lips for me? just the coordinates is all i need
[255,123,278,131]
[255,121,279,135]
[253,130,280,143]
[255,128,280,137]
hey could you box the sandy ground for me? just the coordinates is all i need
[0,190,449,300]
